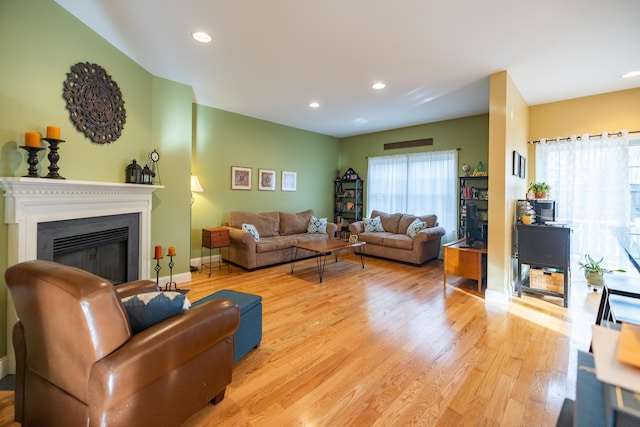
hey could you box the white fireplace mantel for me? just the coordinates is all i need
[0,177,163,374]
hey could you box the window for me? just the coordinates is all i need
[367,150,458,241]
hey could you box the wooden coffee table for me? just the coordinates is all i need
[290,239,366,282]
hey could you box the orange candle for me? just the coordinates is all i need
[25,132,40,147]
[168,246,176,257]
[46,126,60,140]
[154,245,162,259]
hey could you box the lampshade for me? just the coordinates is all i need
[191,175,204,193]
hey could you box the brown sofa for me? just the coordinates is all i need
[222,209,337,270]
[5,260,240,427]
[348,210,446,265]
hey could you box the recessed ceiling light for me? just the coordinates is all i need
[372,82,386,90]
[309,102,320,108]
[191,31,212,43]
[622,70,640,78]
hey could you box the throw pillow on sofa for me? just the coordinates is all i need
[122,291,191,334]
[242,223,260,242]
[363,216,385,232]
[406,218,427,239]
[307,216,327,234]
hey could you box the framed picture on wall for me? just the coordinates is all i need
[258,169,276,191]
[519,156,526,179]
[231,166,252,190]
[512,151,521,177]
[282,171,297,191]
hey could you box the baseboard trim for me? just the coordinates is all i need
[485,288,510,305]
[0,355,9,378]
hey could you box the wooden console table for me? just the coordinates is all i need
[442,238,487,292]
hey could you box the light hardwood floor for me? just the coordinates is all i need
[0,253,605,426]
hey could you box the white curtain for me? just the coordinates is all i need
[536,131,629,259]
[367,150,458,242]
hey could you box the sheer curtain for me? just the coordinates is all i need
[536,131,629,259]
[367,150,458,242]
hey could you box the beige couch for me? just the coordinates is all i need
[222,209,337,270]
[348,210,446,265]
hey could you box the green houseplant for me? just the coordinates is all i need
[577,254,625,286]
[528,182,551,199]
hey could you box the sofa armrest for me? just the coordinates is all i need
[348,221,364,235]
[414,225,446,242]
[326,222,338,237]
[90,298,240,406]
[115,280,160,299]
[224,226,256,246]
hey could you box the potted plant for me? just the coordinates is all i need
[577,254,625,287]
[528,182,550,199]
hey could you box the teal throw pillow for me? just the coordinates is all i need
[363,216,385,232]
[122,291,191,334]
[242,223,260,242]
[307,216,327,234]
[406,218,427,239]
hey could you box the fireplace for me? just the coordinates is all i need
[0,177,162,374]
[37,213,140,284]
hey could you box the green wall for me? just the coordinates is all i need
[0,0,341,361]
[191,105,340,260]
[339,114,489,216]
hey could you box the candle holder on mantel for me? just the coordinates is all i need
[164,253,178,291]
[41,137,66,179]
[19,146,45,177]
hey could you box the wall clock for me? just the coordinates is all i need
[63,62,126,144]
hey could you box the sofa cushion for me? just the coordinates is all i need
[370,210,403,234]
[363,216,385,232]
[357,232,386,245]
[398,214,438,234]
[255,235,297,253]
[229,211,280,237]
[382,234,414,250]
[242,224,260,242]
[280,209,314,235]
[406,218,427,239]
[307,216,328,234]
[122,291,191,334]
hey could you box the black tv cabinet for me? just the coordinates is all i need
[516,224,571,307]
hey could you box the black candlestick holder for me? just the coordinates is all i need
[164,255,178,291]
[41,137,66,179]
[154,257,162,286]
[19,146,45,177]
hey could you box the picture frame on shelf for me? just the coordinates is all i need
[258,169,276,191]
[282,170,297,191]
[231,166,252,190]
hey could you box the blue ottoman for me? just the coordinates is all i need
[192,289,262,363]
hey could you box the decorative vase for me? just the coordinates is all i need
[585,270,605,286]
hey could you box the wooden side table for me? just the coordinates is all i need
[442,238,487,292]
[201,227,231,277]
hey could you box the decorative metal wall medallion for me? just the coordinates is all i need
[63,62,126,144]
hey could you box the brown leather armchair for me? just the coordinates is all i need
[5,260,240,427]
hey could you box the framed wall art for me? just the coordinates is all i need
[231,166,252,190]
[282,171,297,191]
[512,151,521,177]
[519,155,526,179]
[258,169,276,191]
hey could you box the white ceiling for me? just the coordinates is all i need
[54,0,640,138]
